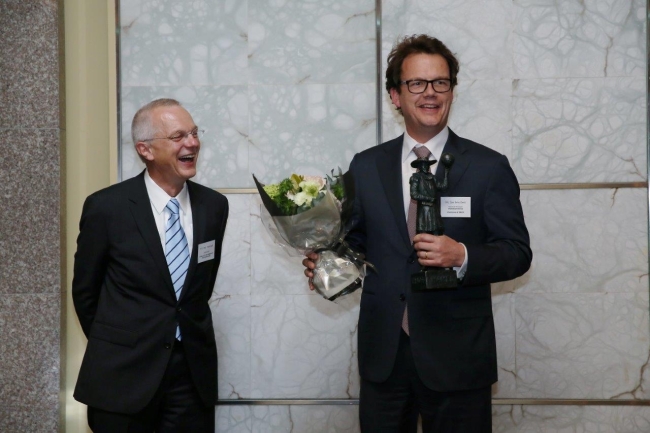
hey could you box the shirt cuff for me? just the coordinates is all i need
[453,243,468,280]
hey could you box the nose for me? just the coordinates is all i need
[184,133,200,147]
[423,81,437,96]
[182,139,199,153]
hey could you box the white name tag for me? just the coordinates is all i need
[441,197,471,218]
[197,240,215,263]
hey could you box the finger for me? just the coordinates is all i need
[413,233,435,243]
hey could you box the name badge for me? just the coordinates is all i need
[197,240,215,263]
[441,197,471,218]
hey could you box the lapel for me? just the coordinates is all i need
[127,172,176,297]
[377,135,412,247]
[436,128,471,193]
[180,181,204,301]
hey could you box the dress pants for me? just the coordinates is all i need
[87,341,214,433]
[359,330,492,433]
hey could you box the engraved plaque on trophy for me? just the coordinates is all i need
[410,153,458,291]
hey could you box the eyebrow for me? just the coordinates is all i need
[404,77,451,81]
[169,126,198,134]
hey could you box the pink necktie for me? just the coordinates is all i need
[402,145,432,335]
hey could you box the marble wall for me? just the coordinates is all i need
[0,1,63,431]
[118,0,649,431]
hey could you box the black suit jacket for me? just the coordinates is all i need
[348,130,531,391]
[72,171,229,413]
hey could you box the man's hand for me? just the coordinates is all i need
[302,252,319,291]
[412,234,465,268]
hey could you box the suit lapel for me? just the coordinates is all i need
[127,172,176,297]
[180,181,203,301]
[377,135,411,247]
[437,129,471,194]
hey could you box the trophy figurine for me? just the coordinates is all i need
[410,152,458,291]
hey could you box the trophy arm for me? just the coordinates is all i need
[409,176,420,200]
[437,167,450,191]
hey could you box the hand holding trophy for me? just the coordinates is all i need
[410,152,458,291]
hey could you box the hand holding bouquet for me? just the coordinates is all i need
[253,170,371,301]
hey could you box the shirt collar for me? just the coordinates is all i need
[144,170,190,216]
[401,126,449,163]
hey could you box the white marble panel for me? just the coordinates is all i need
[513,0,646,79]
[248,0,375,85]
[515,292,650,399]
[120,85,250,188]
[382,0,514,80]
[493,405,650,432]
[250,293,360,398]
[249,405,359,433]
[214,194,252,297]
[248,83,376,183]
[210,294,251,399]
[448,79,512,158]
[492,293,516,397]
[120,0,248,86]
[512,77,646,183]
[518,188,648,295]
[216,405,252,433]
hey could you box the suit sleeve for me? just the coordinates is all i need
[343,154,367,255]
[463,155,532,286]
[72,194,109,337]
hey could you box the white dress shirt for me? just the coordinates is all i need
[144,170,194,255]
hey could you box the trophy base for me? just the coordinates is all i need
[411,267,458,291]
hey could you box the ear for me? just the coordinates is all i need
[135,141,155,161]
[389,88,401,109]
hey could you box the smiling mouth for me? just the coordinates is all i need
[178,154,196,163]
[419,104,440,109]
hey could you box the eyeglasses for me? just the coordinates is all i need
[400,79,452,94]
[141,128,204,143]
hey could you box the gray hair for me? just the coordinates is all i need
[131,98,182,162]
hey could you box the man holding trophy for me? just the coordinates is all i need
[304,35,532,432]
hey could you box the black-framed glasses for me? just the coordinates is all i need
[141,127,204,143]
[400,79,452,94]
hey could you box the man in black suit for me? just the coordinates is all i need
[72,98,229,432]
[304,35,532,432]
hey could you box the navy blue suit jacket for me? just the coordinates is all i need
[348,130,531,391]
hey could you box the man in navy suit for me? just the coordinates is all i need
[73,98,228,432]
[304,35,531,432]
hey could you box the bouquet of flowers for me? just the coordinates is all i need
[253,170,371,301]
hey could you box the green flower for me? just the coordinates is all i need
[263,184,281,199]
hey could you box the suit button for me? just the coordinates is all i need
[164,343,171,349]
[177,307,182,312]
[408,258,415,264]
[399,294,406,301]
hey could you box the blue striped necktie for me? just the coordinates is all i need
[165,198,189,340]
